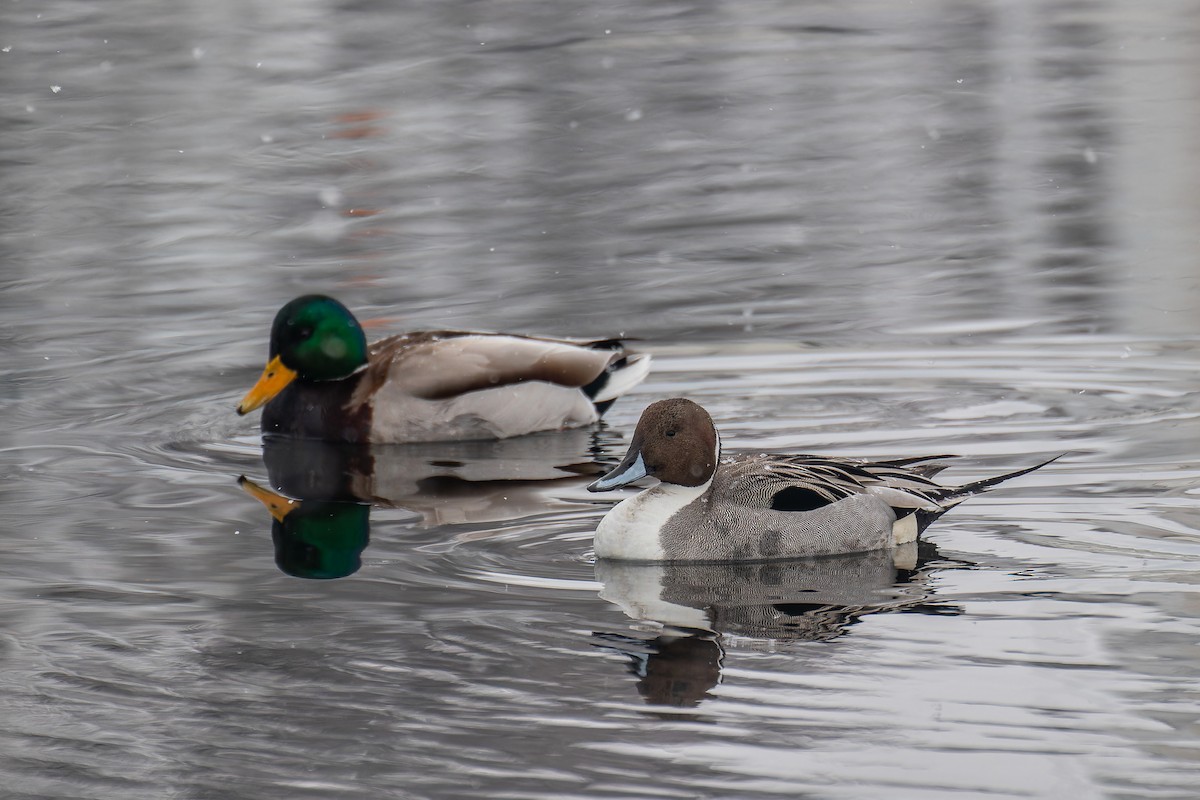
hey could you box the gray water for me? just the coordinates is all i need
[3,1,1200,798]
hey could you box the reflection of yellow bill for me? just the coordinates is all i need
[237,476,300,522]
[236,355,297,415]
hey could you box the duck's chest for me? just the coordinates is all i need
[263,377,372,442]
[593,483,709,561]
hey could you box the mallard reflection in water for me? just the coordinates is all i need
[239,427,619,577]
[239,477,370,580]
[260,429,607,527]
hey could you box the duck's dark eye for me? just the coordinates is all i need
[296,326,314,340]
[666,430,677,437]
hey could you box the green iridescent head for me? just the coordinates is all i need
[238,295,369,415]
[270,295,368,380]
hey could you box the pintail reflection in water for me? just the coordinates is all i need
[592,541,962,708]
[238,429,611,577]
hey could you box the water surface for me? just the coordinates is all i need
[2,1,1200,798]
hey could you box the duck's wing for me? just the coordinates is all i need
[359,331,645,402]
[719,454,954,515]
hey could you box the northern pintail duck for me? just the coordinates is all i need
[237,295,651,443]
[587,398,1057,562]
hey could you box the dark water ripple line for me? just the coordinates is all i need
[653,340,1197,377]
[13,339,1196,445]
[2,431,263,469]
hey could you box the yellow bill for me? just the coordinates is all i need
[236,355,297,415]
[237,476,300,522]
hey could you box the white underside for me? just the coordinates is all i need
[593,478,712,561]
[369,381,599,442]
[891,512,919,545]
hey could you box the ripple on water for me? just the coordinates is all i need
[2,338,1199,800]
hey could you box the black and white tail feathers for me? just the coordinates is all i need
[582,348,652,416]
[909,454,1063,533]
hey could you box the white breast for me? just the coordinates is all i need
[593,479,711,561]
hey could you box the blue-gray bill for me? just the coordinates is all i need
[588,452,648,492]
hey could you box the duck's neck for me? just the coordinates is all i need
[262,372,372,443]
[595,476,714,561]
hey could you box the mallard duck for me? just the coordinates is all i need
[587,398,1058,561]
[236,295,651,443]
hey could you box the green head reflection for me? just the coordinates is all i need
[239,476,370,579]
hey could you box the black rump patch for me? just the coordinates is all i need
[581,356,624,401]
[770,486,833,512]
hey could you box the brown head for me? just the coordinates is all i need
[587,398,720,491]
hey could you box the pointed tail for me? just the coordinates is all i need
[910,453,1064,534]
[944,453,1064,502]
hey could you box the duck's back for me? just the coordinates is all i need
[365,332,634,442]
[657,455,901,561]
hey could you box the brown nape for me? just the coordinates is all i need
[635,398,718,487]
